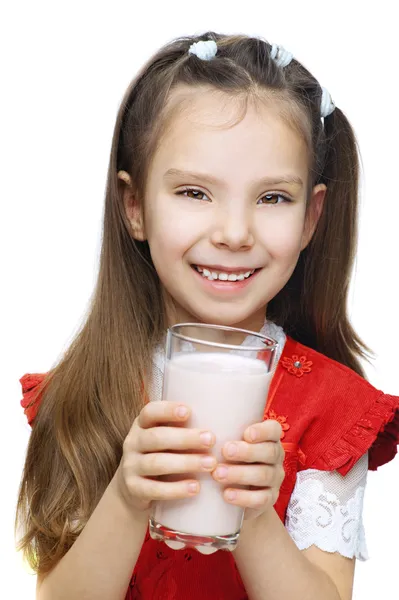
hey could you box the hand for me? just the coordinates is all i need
[212,420,285,520]
[116,401,217,513]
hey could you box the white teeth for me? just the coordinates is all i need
[195,265,256,281]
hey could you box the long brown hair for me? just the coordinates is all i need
[15,31,369,576]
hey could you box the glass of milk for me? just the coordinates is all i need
[148,323,278,554]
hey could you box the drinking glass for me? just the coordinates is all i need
[149,323,277,554]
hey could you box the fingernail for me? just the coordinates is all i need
[226,489,237,501]
[200,432,213,446]
[201,456,216,469]
[226,443,237,457]
[188,482,199,494]
[215,466,228,479]
[175,405,188,418]
[249,427,258,441]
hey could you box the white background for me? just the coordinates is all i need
[1,1,398,598]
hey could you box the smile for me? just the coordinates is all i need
[193,265,258,282]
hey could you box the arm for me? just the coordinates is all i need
[213,420,361,600]
[234,507,354,600]
[37,400,217,600]
[37,467,149,600]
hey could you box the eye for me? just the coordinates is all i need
[257,193,292,205]
[177,187,210,202]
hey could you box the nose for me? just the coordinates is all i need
[210,207,254,251]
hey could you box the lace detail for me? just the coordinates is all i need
[286,453,369,561]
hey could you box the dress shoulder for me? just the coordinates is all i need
[278,338,399,476]
[312,390,399,475]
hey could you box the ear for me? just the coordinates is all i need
[117,170,146,241]
[300,183,327,250]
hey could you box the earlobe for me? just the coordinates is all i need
[300,184,327,250]
[117,170,146,241]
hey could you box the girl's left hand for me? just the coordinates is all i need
[212,419,285,520]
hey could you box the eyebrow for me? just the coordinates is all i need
[163,168,303,188]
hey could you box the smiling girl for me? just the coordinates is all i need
[15,33,399,600]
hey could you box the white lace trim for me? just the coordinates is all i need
[285,453,369,561]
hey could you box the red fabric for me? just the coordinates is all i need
[20,337,399,600]
[20,372,48,426]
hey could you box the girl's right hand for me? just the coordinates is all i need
[115,401,217,513]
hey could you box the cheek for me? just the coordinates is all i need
[144,200,198,264]
[259,214,305,260]
[151,222,195,259]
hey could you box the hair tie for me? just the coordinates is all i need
[271,43,335,120]
[187,39,336,120]
[320,86,335,118]
[270,43,294,68]
[188,40,217,61]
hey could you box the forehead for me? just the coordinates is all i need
[150,85,309,182]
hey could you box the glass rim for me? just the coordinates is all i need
[168,322,278,352]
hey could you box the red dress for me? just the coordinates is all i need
[20,337,399,600]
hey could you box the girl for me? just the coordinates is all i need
[15,32,399,600]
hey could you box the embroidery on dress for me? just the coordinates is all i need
[264,409,290,439]
[281,354,313,377]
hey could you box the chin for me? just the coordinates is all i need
[188,306,265,331]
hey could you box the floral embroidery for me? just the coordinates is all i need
[281,354,313,377]
[264,409,290,439]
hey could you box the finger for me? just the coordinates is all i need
[137,452,217,476]
[223,487,277,510]
[244,420,283,443]
[213,463,276,487]
[138,401,191,429]
[137,426,216,453]
[129,475,201,501]
[222,440,282,464]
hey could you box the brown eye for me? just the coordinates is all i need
[177,187,210,202]
[257,193,292,205]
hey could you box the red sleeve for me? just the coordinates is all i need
[311,391,399,475]
[19,373,48,427]
[368,394,399,471]
[278,338,399,477]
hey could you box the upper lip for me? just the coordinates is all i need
[193,264,258,273]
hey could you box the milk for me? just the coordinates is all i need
[152,352,272,539]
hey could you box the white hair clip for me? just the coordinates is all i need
[270,43,294,68]
[188,40,218,61]
[187,39,335,120]
[271,43,335,120]
[320,86,335,118]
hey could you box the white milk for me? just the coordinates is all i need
[153,352,272,537]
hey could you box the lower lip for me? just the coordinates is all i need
[192,267,260,293]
